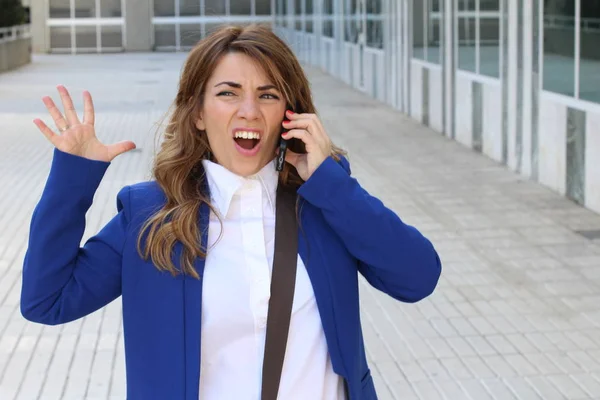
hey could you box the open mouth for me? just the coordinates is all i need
[234,131,261,150]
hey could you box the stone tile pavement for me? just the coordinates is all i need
[0,53,599,399]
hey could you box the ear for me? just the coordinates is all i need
[195,114,206,131]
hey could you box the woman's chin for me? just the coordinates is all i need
[228,156,272,177]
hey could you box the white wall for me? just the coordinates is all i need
[538,95,567,196]
[410,61,423,123]
[455,73,474,148]
[585,111,600,214]
[429,66,444,133]
[482,83,503,163]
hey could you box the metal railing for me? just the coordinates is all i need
[0,24,31,44]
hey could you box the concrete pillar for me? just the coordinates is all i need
[29,0,49,53]
[125,0,154,51]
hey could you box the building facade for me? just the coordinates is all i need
[274,0,600,215]
[27,0,600,214]
[28,0,274,53]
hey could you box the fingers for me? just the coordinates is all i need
[83,90,95,125]
[282,148,301,165]
[281,128,311,143]
[33,118,57,143]
[283,111,328,145]
[106,141,136,161]
[57,85,81,126]
[42,96,69,132]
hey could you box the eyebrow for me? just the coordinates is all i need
[214,81,278,91]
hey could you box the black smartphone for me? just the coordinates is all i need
[276,129,288,172]
[276,110,306,171]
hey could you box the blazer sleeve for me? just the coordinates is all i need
[21,148,130,325]
[297,156,441,303]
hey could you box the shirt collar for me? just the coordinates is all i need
[201,158,279,217]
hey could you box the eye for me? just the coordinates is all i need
[217,91,235,96]
[261,93,280,100]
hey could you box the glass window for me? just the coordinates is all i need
[274,0,281,25]
[205,23,228,36]
[366,0,382,48]
[75,0,97,18]
[323,0,333,37]
[344,0,358,43]
[542,0,575,97]
[205,0,226,15]
[367,20,382,48]
[412,0,425,60]
[479,3,500,77]
[231,0,251,15]
[579,1,600,103]
[154,24,176,48]
[49,0,70,18]
[50,26,71,49]
[366,0,380,14]
[101,0,122,17]
[455,0,499,76]
[294,0,302,30]
[306,0,313,32]
[101,25,122,48]
[428,1,442,63]
[155,0,175,17]
[76,26,96,48]
[413,0,442,64]
[180,0,201,16]
[480,0,499,11]
[457,1,476,72]
[256,0,271,15]
[282,0,288,26]
[458,0,476,10]
[180,24,202,47]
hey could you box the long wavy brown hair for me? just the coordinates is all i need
[137,24,345,279]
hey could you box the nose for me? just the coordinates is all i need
[236,96,260,121]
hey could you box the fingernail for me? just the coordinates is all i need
[287,110,294,115]
[283,119,290,124]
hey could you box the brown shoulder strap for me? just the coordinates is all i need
[261,184,298,400]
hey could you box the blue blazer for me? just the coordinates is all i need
[21,149,441,400]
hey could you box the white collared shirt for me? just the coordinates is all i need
[198,158,345,400]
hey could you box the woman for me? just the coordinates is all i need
[21,25,441,400]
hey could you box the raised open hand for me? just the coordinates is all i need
[34,85,136,162]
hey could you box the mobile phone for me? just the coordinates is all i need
[276,129,288,172]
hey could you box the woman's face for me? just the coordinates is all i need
[195,52,287,177]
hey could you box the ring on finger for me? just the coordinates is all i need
[58,125,69,132]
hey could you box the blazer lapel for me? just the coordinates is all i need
[183,202,210,399]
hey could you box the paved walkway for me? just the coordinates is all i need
[0,53,599,400]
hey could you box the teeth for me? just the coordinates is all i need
[235,131,260,140]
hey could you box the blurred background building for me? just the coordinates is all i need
[20,0,600,215]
